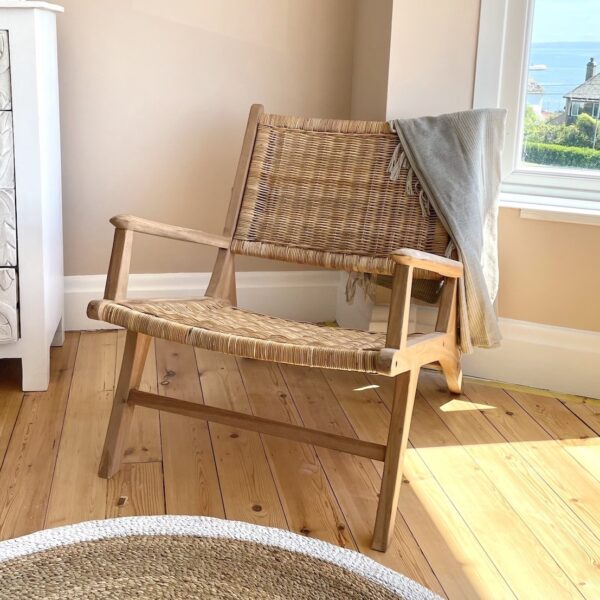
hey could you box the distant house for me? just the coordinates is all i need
[564,58,600,124]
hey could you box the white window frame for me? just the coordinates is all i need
[474,0,600,224]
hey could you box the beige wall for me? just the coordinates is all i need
[386,0,481,118]
[349,0,393,120]
[384,0,600,333]
[497,210,600,332]
[57,0,356,275]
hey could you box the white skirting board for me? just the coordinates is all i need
[362,303,600,400]
[65,271,340,332]
[461,318,600,400]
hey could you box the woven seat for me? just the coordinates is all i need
[90,105,464,553]
[89,297,386,372]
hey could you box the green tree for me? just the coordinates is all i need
[523,105,540,131]
[522,106,600,168]
[575,113,600,149]
[523,107,600,150]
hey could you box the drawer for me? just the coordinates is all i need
[0,110,14,188]
[0,189,16,265]
[0,31,10,111]
[0,267,17,342]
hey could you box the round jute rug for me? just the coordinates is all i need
[0,516,440,599]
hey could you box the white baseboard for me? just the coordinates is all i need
[65,271,340,332]
[462,318,600,399]
[341,300,600,399]
[410,305,600,399]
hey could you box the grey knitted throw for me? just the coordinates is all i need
[389,109,507,353]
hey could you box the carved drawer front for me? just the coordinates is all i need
[0,32,10,111]
[0,110,14,189]
[0,189,16,266]
[0,267,17,343]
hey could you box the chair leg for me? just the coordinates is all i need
[434,276,462,394]
[439,351,463,395]
[372,367,419,552]
[98,331,151,479]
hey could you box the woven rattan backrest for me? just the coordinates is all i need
[231,112,450,276]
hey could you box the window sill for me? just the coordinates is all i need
[499,193,600,226]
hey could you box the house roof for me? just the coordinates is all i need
[564,72,600,101]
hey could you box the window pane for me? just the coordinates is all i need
[522,0,600,172]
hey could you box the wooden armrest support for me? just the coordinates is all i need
[103,215,229,301]
[110,214,230,249]
[391,248,463,278]
[384,249,461,351]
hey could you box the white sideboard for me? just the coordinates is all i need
[0,2,64,390]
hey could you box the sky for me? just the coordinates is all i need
[532,0,600,43]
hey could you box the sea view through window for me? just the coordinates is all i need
[522,0,600,172]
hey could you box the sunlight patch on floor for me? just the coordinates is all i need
[439,399,496,412]
[353,384,380,392]
[558,435,600,448]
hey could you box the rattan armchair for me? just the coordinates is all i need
[88,105,463,552]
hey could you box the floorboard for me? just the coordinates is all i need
[236,357,355,549]
[195,348,288,529]
[419,374,599,598]
[562,398,600,436]
[155,339,224,518]
[0,359,23,470]
[465,382,600,540]
[0,333,79,539]
[45,332,116,529]
[508,390,600,485]
[106,461,166,518]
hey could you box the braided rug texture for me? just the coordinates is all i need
[0,516,441,599]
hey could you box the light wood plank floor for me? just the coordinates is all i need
[1,331,599,599]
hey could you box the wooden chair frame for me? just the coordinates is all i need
[96,104,463,552]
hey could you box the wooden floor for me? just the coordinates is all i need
[1,331,599,599]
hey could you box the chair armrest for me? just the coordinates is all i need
[391,248,463,278]
[103,215,230,301]
[110,214,230,249]
[384,248,462,351]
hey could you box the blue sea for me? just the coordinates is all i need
[527,42,600,113]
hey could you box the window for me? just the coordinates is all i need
[475,0,600,215]
[568,102,582,118]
